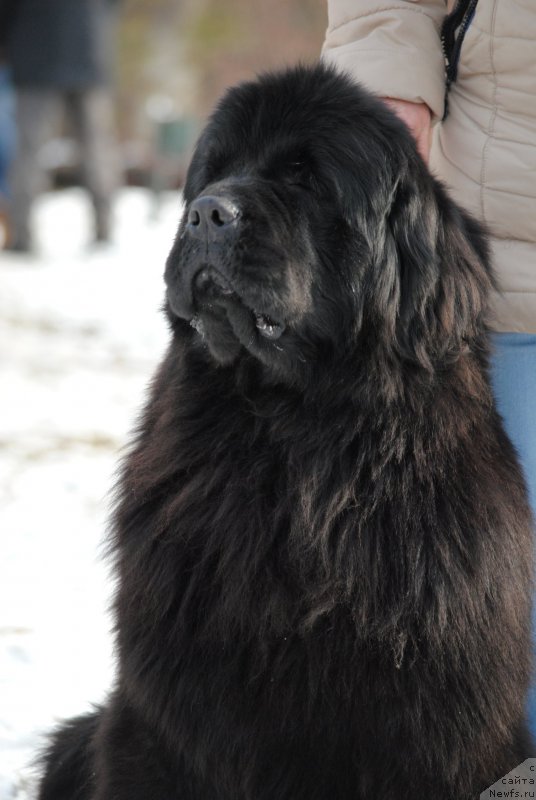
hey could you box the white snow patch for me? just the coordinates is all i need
[0,188,181,798]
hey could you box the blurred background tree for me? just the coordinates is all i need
[116,0,326,181]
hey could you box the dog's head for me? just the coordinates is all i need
[165,64,492,387]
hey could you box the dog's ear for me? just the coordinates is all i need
[380,168,494,370]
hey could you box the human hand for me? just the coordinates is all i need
[381,98,432,163]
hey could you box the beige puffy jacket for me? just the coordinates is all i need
[322,0,536,333]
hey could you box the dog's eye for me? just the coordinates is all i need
[285,160,311,188]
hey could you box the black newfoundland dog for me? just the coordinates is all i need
[39,65,534,799]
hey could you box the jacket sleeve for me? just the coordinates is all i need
[322,0,448,120]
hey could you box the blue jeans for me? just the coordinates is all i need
[0,66,15,197]
[490,333,536,735]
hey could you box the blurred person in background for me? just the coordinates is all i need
[0,0,121,253]
[0,61,14,246]
[323,0,536,733]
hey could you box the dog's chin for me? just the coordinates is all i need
[190,302,245,365]
[168,274,287,366]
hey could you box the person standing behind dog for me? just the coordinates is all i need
[323,0,536,733]
[0,0,120,252]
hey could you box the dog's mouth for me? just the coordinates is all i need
[190,266,286,341]
[252,312,285,340]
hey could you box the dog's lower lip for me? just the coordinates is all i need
[254,313,285,340]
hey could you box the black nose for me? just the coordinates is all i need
[187,195,239,238]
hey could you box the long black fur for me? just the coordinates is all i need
[38,64,534,799]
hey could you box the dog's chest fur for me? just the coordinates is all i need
[109,341,530,796]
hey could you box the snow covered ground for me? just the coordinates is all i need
[0,189,181,798]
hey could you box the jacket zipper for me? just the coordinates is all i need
[440,0,479,119]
